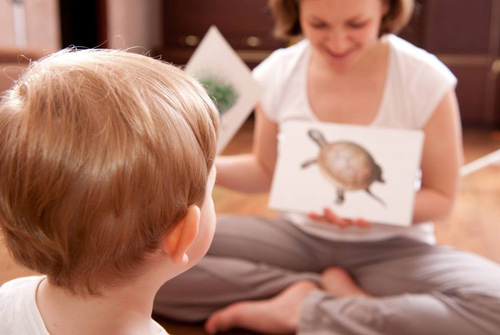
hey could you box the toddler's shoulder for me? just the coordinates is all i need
[0,276,46,335]
[0,276,44,305]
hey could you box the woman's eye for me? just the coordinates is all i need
[348,22,367,29]
[311,22,328,29]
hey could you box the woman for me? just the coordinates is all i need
[154,1,500,334]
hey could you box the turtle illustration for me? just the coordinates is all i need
[302,129,386,206]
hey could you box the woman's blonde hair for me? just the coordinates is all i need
[269,0,415,39]
[0,48,219,295]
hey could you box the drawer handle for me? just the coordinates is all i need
[245,36,262,47]
[492,59,500,77]
[183,35,199,46]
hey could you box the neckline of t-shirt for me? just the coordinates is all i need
[301,36,394,127]
[32,276,51,335]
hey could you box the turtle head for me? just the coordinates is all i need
[374,164,385,183]
[308,129,328,147]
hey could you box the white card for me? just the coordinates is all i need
[269,120,424,226]
[185,26,261,154]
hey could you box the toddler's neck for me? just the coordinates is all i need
[36,276,161,335]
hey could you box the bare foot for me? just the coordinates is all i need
[204,280,318,334]
[320,267,371,298]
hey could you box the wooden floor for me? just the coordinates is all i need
[1,120,500,335]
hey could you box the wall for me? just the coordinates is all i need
[0,0,60,94]
[0,0,165,53]
[0,0,60,51]
[106,0,162,51]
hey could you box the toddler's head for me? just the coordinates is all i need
[0,48,219,295]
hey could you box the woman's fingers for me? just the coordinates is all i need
[307,208,372,229]
[307,208,349,227]
[353,217,371,228]
[307,211,328,222]
[323,208,350,227]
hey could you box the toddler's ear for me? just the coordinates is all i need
[162,205,200,265]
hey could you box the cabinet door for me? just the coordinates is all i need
[496,80,500,119]
[423,0,491,55]
[161,0,286,67]
[414,0,500,126]
[492,3,500,126]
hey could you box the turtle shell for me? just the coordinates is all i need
[317,141,379,190]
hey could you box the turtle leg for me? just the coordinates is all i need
[335,188,345,205]
[301,158,317,169]
[365,188,386,207]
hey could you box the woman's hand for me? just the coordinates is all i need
[307,208,372,228]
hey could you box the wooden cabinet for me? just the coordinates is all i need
[400,0,500,126]
[157,0,286,68]
[158,0,500,126]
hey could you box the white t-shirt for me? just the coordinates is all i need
[253,35,457,244]
[0,276,169,335]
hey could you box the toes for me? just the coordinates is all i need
[204,312,219,334]
[204,303,244,334]
[205,310,228,334]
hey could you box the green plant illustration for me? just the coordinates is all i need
[200,76,239,115]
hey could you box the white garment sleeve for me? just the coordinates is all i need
[410,54,458,129]
[252,50,286,122]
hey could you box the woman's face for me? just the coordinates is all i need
[299,0,388,71]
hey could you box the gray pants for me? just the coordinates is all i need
[154,215,500,335]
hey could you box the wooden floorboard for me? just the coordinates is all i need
[1,120,500,335]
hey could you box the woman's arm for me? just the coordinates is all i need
[412,89,463,223]
[215,104,279,193]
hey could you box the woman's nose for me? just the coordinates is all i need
[327,29,349,54]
